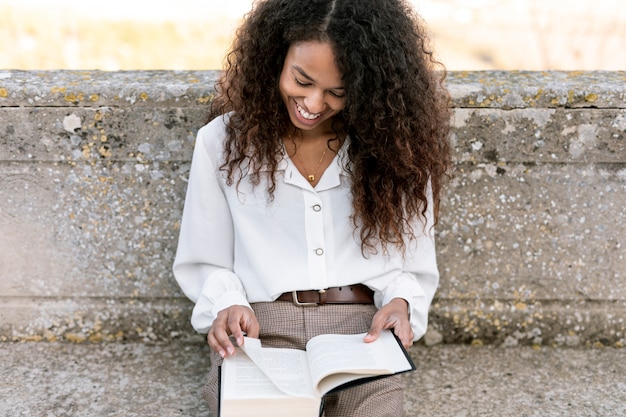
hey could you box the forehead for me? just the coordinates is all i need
[284,41,343,82]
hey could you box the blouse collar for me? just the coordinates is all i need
[282,136,350,191]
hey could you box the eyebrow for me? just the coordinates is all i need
[292,65,345,91]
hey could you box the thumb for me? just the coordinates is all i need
[364,321,383,344]
[244,318,260,339]
[241,313,260,339]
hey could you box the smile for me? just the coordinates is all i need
[296,103,321,120]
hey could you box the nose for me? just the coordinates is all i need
[303,90,325,114]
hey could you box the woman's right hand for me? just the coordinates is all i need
[207,305,260,358]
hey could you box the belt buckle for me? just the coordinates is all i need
[291,289,326,306]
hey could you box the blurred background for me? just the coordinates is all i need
[0,0,624,71]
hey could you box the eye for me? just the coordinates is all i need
[330,90,346,98]
[294,78,311,86]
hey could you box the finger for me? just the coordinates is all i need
[227,307,259,346]
[392,322,414,348]
[228,315,247,347]
[212,313,238,356]
[207,328,231,358]
[241,313,260,340]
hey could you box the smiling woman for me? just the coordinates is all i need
[172,0,452,415]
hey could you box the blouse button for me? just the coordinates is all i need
[312,204,322,212]
[315,248,324,256]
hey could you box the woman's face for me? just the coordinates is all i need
[279,41,346,137]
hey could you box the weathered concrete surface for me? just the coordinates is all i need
[0,70,625,347]
[1,340,624,417]
[0,70,219,108]
[446,71,626,109]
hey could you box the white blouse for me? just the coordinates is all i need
[173,114,440,341]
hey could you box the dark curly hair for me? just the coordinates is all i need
[210,0,452,254]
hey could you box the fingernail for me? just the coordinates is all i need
[227,346,235,355]
[219,350,226,358]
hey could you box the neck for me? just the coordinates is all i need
[285,129,342,185]
[289,127,343,150]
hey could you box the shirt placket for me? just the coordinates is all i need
[302,190,328,290]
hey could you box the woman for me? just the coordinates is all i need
[173,0,451,415]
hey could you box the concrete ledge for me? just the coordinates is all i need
[1,70,624,347]
[446,70,626,109]
[0,70,218,108]
[1,340,624,417]
[2,70,624,109]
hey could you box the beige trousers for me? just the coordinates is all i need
[203,301,405,417]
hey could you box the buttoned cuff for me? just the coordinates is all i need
[191,290,251,334]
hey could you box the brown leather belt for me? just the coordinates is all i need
[276,284,374,306]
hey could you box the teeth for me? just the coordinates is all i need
[297,104,320,120]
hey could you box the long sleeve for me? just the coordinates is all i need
[374,234,439,341]
[370,183,440,341]
[173,120,250,333]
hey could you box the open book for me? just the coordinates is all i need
[218,330,416,417]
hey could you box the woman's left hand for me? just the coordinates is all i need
[363,297,414,348]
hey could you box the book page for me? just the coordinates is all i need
[222,349,287,399]
[305,330,412,395]
[239,337,316,398]
[222,351,322,417]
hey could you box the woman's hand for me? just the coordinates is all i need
[363,297,414,348]
[207,305,260,358]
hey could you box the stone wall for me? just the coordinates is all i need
[1,70,624,347]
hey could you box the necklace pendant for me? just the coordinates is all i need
[307,175,315,182]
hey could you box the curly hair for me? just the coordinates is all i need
[210,0,452,254]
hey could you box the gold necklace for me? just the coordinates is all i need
[290,133,329,183]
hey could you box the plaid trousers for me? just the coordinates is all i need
[202,301,404,417]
